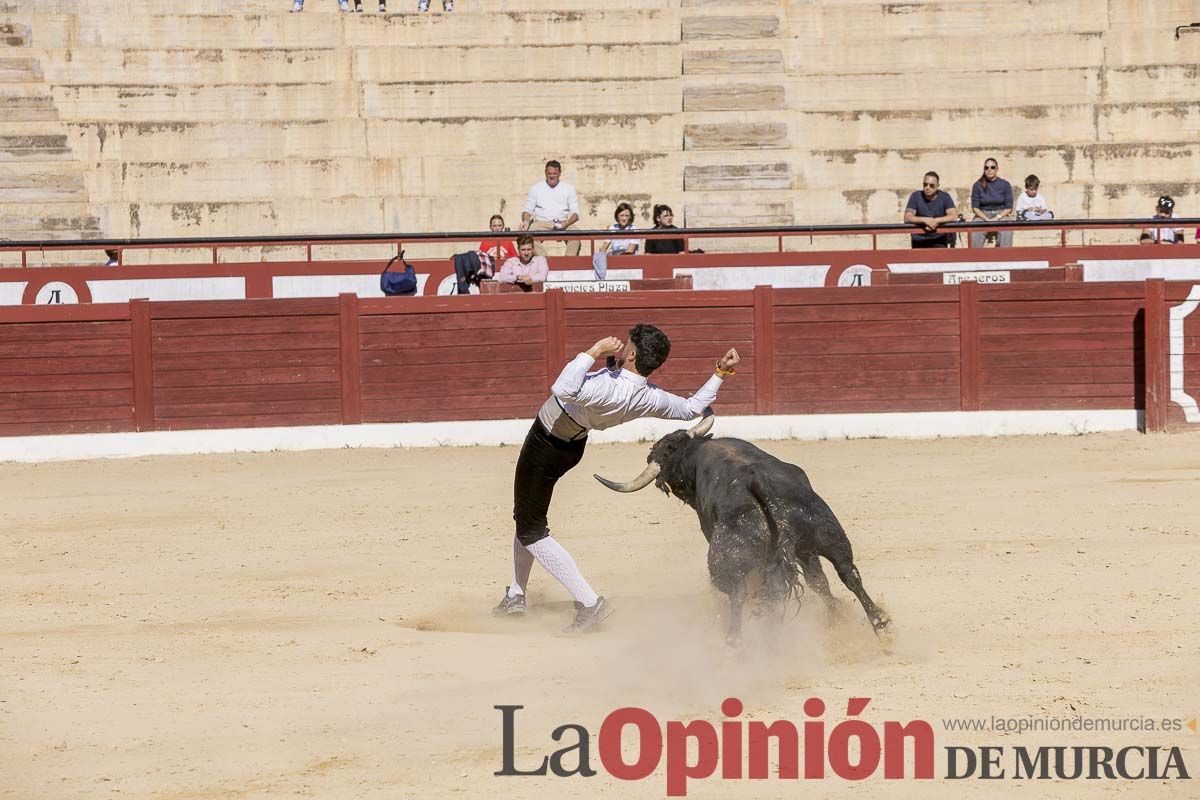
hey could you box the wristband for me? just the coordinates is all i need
[715,366,736,377]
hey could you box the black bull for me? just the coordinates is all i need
[595,417,891,644]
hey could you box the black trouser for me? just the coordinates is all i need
[513,420,587,547]
[911,235,952,248]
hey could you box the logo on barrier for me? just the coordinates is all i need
[837,265,872,287]
[944,271,1011,285]
[34,281,80,304]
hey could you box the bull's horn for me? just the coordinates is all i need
[594,462,661,493]
[687,414,715,438]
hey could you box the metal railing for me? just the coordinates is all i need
[1,217,1198,267]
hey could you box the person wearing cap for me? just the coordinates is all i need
[1140,196,1183,245]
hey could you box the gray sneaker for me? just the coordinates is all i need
[562,596,613,633]
[493,589,526,617]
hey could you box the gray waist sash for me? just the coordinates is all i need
[537,396,589,442]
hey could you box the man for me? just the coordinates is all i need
[520,160,581,257]
[493,235,548,288]
[1140,195,1183,245]
[493,324,741,633]
[903,171,958,248]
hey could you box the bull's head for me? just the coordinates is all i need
[593,414,714,493]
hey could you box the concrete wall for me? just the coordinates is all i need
[1,0,1198,247]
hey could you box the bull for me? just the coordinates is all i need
[595,416,891,645]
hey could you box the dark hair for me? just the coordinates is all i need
[924,171,940,183]
[976,158,999,189]
[652,204,674,227]
[1158,195,1175,212]
[613,202,634,227]
[489,214,505,226]
[629,323,670,376]
[515,234,535,249]
[545,160,562,172]
[1024,174,1039,190]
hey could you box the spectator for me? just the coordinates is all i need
[903,171,958,249]
[104,249,119,267]
[592,202,640,279]
[291,0,351,10]
[495,235,549,289]
[353,1,387,10]
[970,158,1014,248]
[1015,175,1054,221]
[478,214,518,263]
[644,204,685,255]
[1140,196,1182,245]
[520,160,581,257]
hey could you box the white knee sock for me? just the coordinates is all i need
[509,536,535,598]
[525,536,599,608]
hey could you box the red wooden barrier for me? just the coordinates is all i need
[0,280,1197,437]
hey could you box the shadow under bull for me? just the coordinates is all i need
[595,416,891,645]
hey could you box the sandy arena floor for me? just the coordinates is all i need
[2,429,1198,799]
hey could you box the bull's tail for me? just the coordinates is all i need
[749,477,804,613]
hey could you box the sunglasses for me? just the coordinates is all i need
[922,182,937,188]
[985,165,998,170]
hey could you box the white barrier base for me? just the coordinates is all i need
[0,410,1142,464]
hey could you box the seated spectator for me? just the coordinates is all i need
[645,204,685,255]
[104,249,119,267]
[970,158,1014,248]
[903,171,957,248]
[478,215,518,263]
[520,160,580,257]
[495,235,548,289]
[592,202,639,279]
[1015,175,1054,221]
[1141,196,1183,245]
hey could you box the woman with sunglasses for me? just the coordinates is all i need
[970,158,1014,248]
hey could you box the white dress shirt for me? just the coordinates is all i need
[523,180,580,222]
[537,353,723,438]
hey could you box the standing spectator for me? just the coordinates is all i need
[478,215,518,263]
[292,0,351,10]
[970,158,1014,248]
[520,160,581,258]
[1140,196,1183,245]
[903,171,958,249]
[1015,175,1054,221]
[644,204,686,255]
[495,235,549,288]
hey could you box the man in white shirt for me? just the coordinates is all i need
[493,323,741,633]
[520,160,581,257]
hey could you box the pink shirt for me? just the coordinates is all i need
[496,255,548,284]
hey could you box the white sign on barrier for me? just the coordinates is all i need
[545,280,632,293]
[943,271,1011,285]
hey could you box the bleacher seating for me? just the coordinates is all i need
[1,0,1198,255]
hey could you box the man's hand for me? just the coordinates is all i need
[716,348,740,374]
[587,336,624,360]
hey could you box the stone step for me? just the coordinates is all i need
[52,83,359,122]
[60,115,681,162]
[683,48,784,75]
[682,16,780,41]
[784,0,1102,38]
[0,164,88,202]
[22,11,681,49]
[0,56,41,81]
[0,203,101,238]
[1098,103,1200,144]
[0,132,72,161]
[36,43,681,84]
[1105,65,1200,104]
[362,78,681,119]
[683,82,785,111]
[684,161,792,191]
[684,122,789,149]
[17,0,678,13]
[0,86,57,120]
[83,154,683,202]
[783,32,1105,74]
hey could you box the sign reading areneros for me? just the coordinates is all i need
[943,271,1011,285]
[545,280,632,293]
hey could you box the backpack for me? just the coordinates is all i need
[380,252,418,296]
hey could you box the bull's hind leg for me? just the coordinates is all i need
[708,537,751,646]
[827,550,891,635]
[799,555,838,611]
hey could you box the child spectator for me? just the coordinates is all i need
[1015,175,1054,221]
[479,215,518,263]
[1140,196,1183,245]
